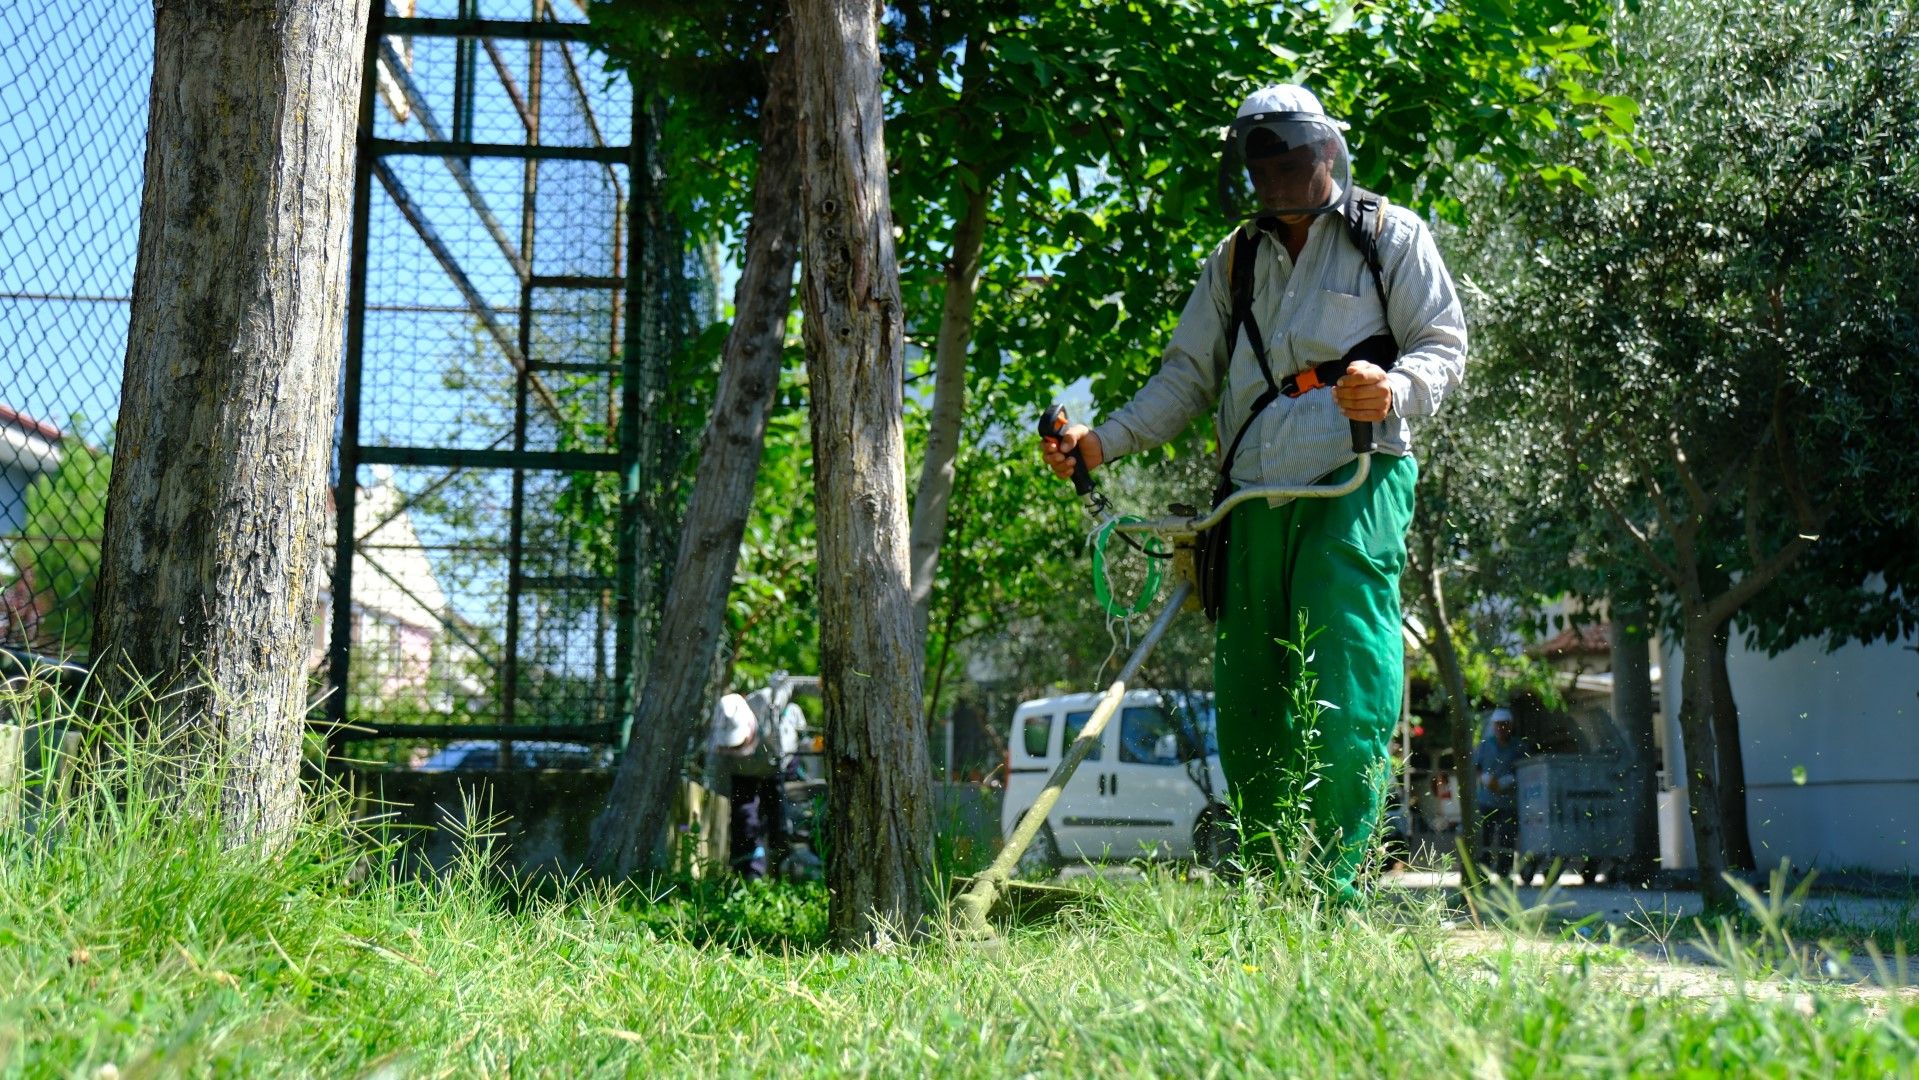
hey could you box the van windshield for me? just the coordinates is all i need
[1162,693,1218,757]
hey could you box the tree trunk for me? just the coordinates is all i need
[588,47,802,878]
[1409,545,1477,841]
[906,181,989,650]
[88,0,368,845]
[1608,595,1660,879]
[792,0,936,947]
[1705,620,1757,871]
[1676,611,1735,908]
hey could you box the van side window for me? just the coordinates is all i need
[1022,714,1052,758]
[1060,710,1103,761]
[1119,706,1182,766]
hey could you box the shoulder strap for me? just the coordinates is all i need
[1342,187,1396,349]
[1224,226,1277,396]
[1218,226,1279,483]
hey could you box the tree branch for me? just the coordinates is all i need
[1704,522,1826,628]
[1770,383,1821,531]
[1402,613,1433,651]
[1632,447,1689,554]
[1592,478,1684,587]
[1552,394,1683,586]
[1667,429,1710,521]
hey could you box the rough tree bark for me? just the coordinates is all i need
[588,46,802,878]
[88,0,368,844]
[1674,609,1734,905]
[1704,617,1757,871]
[1657,548,1816,904]
[1609,593,1660,880]
[791,0,937,946]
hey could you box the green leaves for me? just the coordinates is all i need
[1463,0,1919,652]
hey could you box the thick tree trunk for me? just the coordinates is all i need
[1608,595,1660,879]
[792,0,936,946]
[906,182,989,650]
[1705,621,1757,871]
[88,0,368,844]
[587,47,802,878]
[1676,612,1735,908]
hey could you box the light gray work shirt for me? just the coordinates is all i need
[1091,204,1467,492]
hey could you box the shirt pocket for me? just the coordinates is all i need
[1289,288,1388,367]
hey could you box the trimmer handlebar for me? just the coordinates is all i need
[1041,386,1375,535]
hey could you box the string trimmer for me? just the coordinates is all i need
[949,404,1381,941]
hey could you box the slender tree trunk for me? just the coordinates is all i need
[906,182,989,650]
[1676,607,1735,908]
[905,35,995,655]
[1409,544,1477,840]
[588,47,802,878]
[1705,620,1757,870]
[792,0,936,946]
[88,0,368,844]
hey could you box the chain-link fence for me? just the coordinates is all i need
[3,2,706,752]
[0,1,150,661]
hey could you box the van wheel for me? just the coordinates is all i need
[1194,806,1238,875]
[1014,820,1062,881]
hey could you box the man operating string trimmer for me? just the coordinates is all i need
[1039,85,1467,902]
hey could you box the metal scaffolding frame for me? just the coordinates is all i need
[323,4,643,755]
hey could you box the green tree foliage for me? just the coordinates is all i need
[1470,0,1919,895]
[8,429,109,658]
[584,0,1640,721]
[886,0,1631,407]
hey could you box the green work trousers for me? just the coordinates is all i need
[1213,452,1416,899]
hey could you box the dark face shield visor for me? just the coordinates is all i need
[1216,111,1352,220]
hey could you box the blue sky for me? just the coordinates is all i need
[0,0,621,447]
[0,0,153,440]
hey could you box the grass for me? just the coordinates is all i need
[2,681,1918,1077]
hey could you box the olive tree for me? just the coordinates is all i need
[1476,0,1919,902]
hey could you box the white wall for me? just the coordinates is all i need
[1661,629,1919,876]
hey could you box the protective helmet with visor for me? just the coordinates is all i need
[1217,85,1352,220]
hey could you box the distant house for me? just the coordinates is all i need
[312,466,485,714]
[0,406,64,648]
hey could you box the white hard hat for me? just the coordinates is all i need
[1484,707,1515,736]
[1237,84,1336,121]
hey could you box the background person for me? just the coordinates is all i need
[1473,706,1533,879]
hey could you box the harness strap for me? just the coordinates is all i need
[1219,189,1400,483]
[1220,227,1277,484]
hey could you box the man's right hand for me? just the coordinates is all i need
[1040,424,1103,481]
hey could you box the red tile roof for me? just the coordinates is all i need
[0,404,62,443]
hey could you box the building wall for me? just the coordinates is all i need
[1,461,32,536]
[1661,629,1919,876]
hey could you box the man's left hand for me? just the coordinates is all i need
[1334,360,1393,422]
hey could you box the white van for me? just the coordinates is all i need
[1000,689,1230,875]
